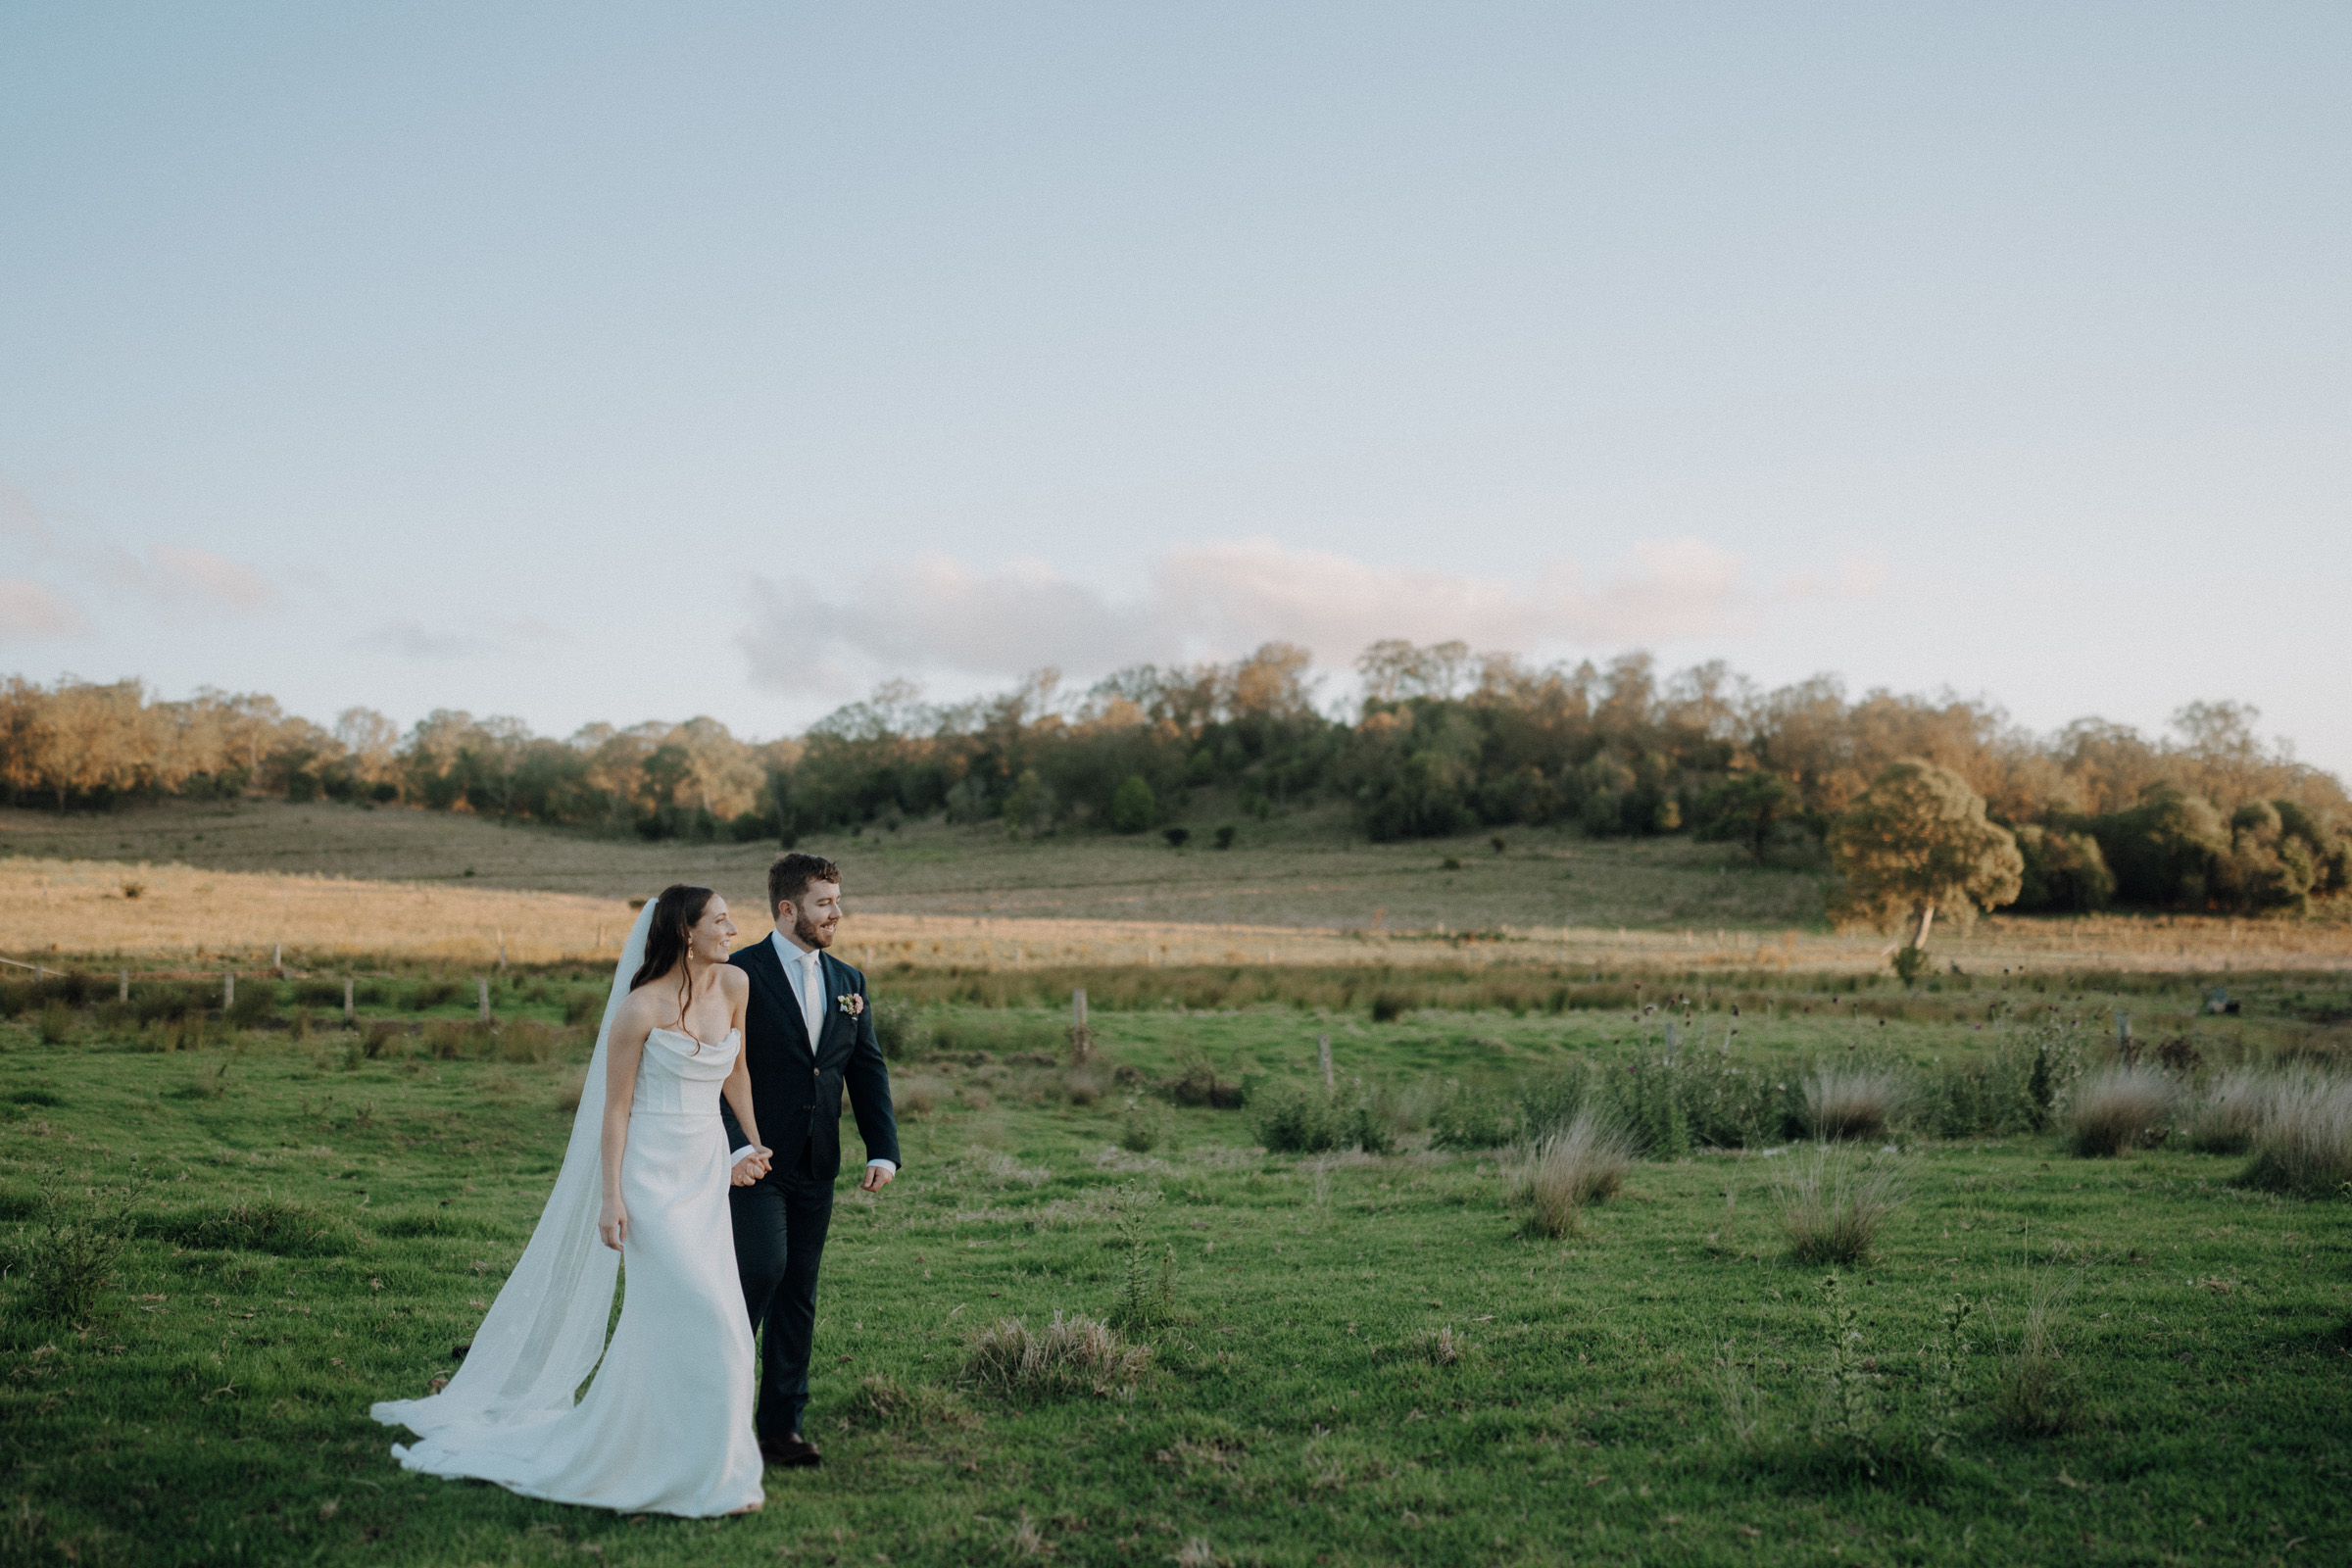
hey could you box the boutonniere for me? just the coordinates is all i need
[837,993,865,1018]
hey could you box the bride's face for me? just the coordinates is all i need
[689,898,738,959]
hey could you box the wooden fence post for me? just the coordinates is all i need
[119,969,129,1004]
[272,944,283,976]
[1318,1033,1333,1092]
[223,972,234,1010]
[344,977,355,1026]
[477,977,491,1022]
[1069,987,1093,1064]
[496,927,508,973]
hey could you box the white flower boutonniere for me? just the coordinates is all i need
[838,993,865,1019]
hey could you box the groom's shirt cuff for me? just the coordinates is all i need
[730,1146,757,1163]
[867,1158,898,1173]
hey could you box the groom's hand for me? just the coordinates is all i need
[859,1162,894,1194]
[731,1147,771,1187]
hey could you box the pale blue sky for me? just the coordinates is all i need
[2,4,2346,771]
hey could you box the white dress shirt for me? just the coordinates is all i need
[733,930,895,1175]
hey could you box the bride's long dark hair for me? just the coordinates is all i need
[629,884,715,1041]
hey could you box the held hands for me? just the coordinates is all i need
[598,1199,628,1251]
[730,1147,773,1187]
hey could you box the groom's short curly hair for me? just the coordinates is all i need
[768,852,841,915]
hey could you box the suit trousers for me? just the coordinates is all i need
[728,1151,835,1441]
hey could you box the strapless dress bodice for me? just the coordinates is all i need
[633,1027,740,1113]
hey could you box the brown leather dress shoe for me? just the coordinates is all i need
[760,1433,821,1468]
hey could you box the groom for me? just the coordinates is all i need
[720,852,900,1468]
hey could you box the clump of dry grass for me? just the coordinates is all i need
[963,1311,1152,1401]
[893,1075,950,1118]
[2065,1064,2176,1157]
[1505,1109,1637,1238]
[1800,1064,1904,1142]
[1772,1146,1900,1265]
[845,1374,975,1430]
[1417,1326,1465,1366]
[2186,1066,2274,1154]
[2239,1070,2352,1196]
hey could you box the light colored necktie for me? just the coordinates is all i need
[799,952,822,1047]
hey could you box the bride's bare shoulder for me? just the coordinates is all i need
[610,984,662,1029]
[715,966,750,1001]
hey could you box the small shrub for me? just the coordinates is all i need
[2066,1064,2176,1157]
[1162,827,1191,849]
[1255,1085,1345,1153]
[363,1020,404,1059]
[1428,1080,1517,1151]
[36,1001,73,1045]
[870,997,932,1061]
[555,1065,589,1114]
[1506,1109,1637,1239]
[226,979,275,1028]
[1800,1065,1903,1141]
[148,1200,359,1257]
[1118,1097,1172,1152]
[3,1166,151,1325]
[963,1312,1151,1401]
[2239,1071,2352,1195]
[1108,1185,1174,1328]
[1992,1271,2082,1436]
[1773,1147,1900,1265]
[1212,824,1236,851]
[409,979,460,1012]
[1369,993,1409,1024]
[563,989,604,1026]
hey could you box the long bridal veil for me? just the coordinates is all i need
[372,900,656,1446]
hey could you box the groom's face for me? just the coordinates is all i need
[778,880,843,950]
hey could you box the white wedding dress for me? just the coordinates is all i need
[373,905,762,1518]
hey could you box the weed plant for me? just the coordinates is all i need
[1992,1269,2083,1436]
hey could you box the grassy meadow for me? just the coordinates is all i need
[4,960,2351,1567]
[6,797,2350,979]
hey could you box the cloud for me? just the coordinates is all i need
[352,613,564,662]
[0,478,55,550]
[742,534,1867,694]
[0,577,89,640]
[354,620,495,660]
[104,543,276,614]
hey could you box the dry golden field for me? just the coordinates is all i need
[2,797,2348,974]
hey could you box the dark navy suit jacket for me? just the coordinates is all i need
[719,937,899,1181]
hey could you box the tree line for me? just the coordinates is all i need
[3,640,2346,915]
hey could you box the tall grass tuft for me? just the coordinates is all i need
[1800,1065,1903,1141]
[2066,1064,2177,1157]
[1772,1147,1900,1265]
[2186,1066,2274,1154]
[963,1311,1152,1401]
[2239,1070,2352,1196]
[1505,1109,1637,1239]
[1993,1269,2082,1435]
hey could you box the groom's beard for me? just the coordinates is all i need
[792,911,834,950]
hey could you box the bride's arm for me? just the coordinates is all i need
[599,1001,653,1250]
[719,969,768,1176]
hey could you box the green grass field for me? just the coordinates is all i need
[4,969,2350,1567]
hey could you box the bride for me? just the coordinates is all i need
[373,885,773,1517]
